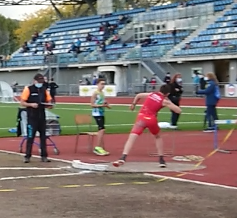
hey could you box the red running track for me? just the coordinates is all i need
[3,96,237,187]
[0,131,236,187]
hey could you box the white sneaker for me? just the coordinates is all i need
[113,160,125,167]
[170,125,177,129]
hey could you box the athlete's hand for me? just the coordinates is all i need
[103,102,111,109]
[130,104,135,111]
[31,103,38,108]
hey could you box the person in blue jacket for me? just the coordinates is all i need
[196,72,220,132]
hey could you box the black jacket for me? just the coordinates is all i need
[26,85,47,119]
[168,82,183,105]
[49,82,59,94]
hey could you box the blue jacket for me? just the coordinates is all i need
[197,80,220,106]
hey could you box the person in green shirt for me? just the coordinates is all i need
[90,78,111,155]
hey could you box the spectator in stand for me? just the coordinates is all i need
[68,43,77,54]
[92,75,97,85]
[44,42,54,55]
[75,38,81,49]
[163,72,171,84]
[50,41,56,50]
[168,73,183,129]
[21,42,30,53]
[118,15,131,25]
[49,78,59,104]
[110,34,121,44]
[212,40,219,46]
[172,28,177,45]
[31,31,39,43]
[141,36,152,47]
[99,23,105,32]
[183,43,191,50]
[150,74,157,91]
[86,33,99,43]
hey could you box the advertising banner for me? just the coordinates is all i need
[79,85,116,97]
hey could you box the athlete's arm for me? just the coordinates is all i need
[132,92,151,105]
[130,92,151,111]
[162,99,182,114]
[90,92,106,108]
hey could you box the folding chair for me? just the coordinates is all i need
[74,114,97,153]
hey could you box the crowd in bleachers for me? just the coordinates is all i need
[3,0,237,67]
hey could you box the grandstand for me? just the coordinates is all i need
[0,0,236,95]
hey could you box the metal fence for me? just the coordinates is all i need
[14,82,228,97]
[128,82,227,97]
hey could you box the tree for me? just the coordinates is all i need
[15,7,57,46]
[0,15,19,55]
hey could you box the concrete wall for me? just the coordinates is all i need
[170,61,214,83]
[0,60,221,94]
[229,60,237,83]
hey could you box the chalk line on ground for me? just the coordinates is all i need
[0,149,72,164]
[0,172,91,181]
[144,173,237,190]
[0,166,71,170]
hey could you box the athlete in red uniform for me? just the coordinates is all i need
[113,84,182,168]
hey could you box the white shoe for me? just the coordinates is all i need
[170,125,177,129]
[113,160,125,167]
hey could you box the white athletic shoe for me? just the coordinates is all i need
[113,160,125,167]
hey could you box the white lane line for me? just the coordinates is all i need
[0,172,91,181]
[144,173,237,190]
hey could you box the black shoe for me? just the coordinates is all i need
[203,127,215,133]
[24,157,30,163]
[41,157,51,162]
[159,158,166,168]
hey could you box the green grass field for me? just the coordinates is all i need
[0,103,236,137]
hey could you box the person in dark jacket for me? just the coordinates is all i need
[49,78,59,104]
[43,76,49,89]
[168,73,183,128]
[163,72,171,84]
[196,72,220,132]
[20,73,53,163]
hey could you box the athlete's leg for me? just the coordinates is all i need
[113,119,145,167]
[93,116,109,155]
[154,134,166,167]
[148,118,166,168]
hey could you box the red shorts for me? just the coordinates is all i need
[131,113,160,136]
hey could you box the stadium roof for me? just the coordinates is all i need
[0,0,95,6]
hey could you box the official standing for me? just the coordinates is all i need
[20,73,53,163]
[49,78,59,104]
[196,72,220,132]
[168,73,183,129]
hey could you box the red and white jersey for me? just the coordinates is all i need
[139,92,165,117]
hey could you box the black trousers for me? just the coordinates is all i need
[170,97,180,126]
[206,105,218,128]
[25,118,48,158]
[50,92,56,103]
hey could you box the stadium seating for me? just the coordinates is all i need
[5,0,236,67]
[174,0,237,56]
